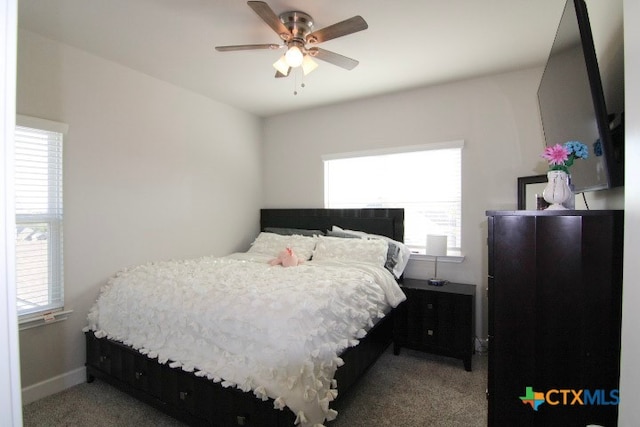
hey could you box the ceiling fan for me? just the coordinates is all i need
[215,1,368,78]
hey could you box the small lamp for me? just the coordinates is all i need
[426,234,448,286]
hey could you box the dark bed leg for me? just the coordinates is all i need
[86,369,95,383]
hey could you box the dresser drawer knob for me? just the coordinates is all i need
[135,371,144,380]
[428,329,434,336]
[179,391,190,401]
[427,303,433,309]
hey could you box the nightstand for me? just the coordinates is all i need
[393,278,475,371]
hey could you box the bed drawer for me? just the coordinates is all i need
[85,332,125,380]
[161,365,286,426]
[86,332,297,426]
[86,333,162,398]
[161,367,205,418]
[122,351,162,398]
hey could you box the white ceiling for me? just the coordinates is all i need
[18,0,622,117]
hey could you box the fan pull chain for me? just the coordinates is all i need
[293,69,306,96]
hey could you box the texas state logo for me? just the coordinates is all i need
[520,386,619,411]
[520,387,546,410]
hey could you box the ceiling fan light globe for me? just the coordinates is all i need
[273,56,289,75]
[285,46,304,67]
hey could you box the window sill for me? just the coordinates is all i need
[410,253,465,263]
[18,309,73,331]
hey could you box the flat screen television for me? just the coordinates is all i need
[537,0,624,193]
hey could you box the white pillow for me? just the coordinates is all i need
[312,235,388,267]
[332,226,411,278]
[248,232,317,260]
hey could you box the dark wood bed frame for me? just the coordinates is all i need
[85,208,404,426]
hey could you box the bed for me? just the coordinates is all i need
[84,208,406,426]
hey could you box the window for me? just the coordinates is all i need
[323,141,462,255]
[15,116,67,319]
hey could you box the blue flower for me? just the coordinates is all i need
[564,141,589,159]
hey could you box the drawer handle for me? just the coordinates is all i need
[99,355,109,363]
[236,415,247,426]
[135,371,145,380]
[427,329,434,336]
[427,303,433,309]
[179,391,190,401]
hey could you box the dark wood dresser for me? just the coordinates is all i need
[486,210,624,427]
[393,278,475,371]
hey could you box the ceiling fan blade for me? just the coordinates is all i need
[306,16,368,44]
[215,43,281,52]
[247,1,291,39]
[308,47,359,70]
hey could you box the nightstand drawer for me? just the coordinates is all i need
[406,321,438,346]
[406,290,439,317]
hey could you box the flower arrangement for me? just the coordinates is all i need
[541,141,589,173]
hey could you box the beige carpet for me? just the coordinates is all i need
[23,347,487,427]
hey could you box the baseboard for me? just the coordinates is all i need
[22,366,86,405]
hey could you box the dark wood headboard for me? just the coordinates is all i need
[260,208,404,242]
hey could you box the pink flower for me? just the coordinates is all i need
[541,144,569,166]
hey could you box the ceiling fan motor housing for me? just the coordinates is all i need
[279,11,315,45]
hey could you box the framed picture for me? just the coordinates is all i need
[517,175,548,210]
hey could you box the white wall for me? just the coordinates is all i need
[16,30,263,397]
[264,68,548,340]
[618,0,640,424]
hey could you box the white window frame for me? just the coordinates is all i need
[323,141,464,258]
[15,115,71,327]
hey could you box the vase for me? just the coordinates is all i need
[543,170,572,210]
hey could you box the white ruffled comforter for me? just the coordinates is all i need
[85,252,406,426]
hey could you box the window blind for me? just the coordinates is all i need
[15,124,64,317]
[323,141,463,254]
